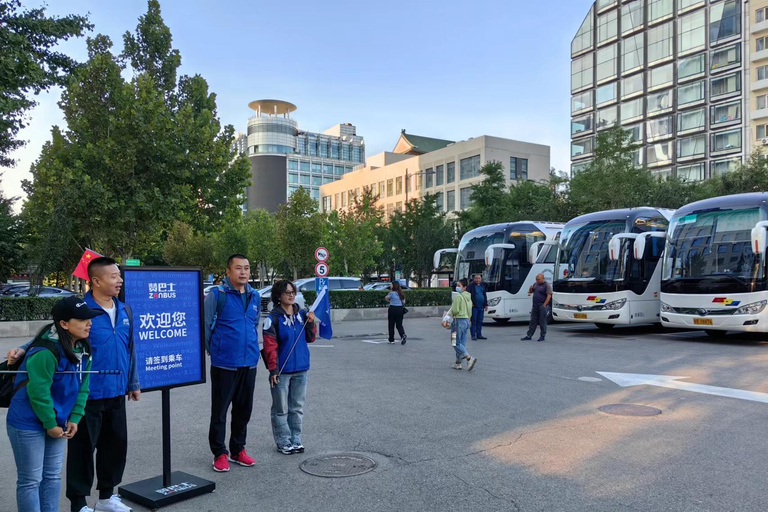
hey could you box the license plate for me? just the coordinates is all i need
[693,318,713,326]
[574,313,588,319]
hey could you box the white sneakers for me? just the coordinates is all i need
[79,507,94,512]
[93,495,133,512]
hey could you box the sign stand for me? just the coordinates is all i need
[119,389,215,509]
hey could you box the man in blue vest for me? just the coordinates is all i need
[203,254,261,473]
[467,274,488,340]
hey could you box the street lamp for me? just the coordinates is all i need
[404,167,437,204]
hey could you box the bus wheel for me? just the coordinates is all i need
[493,318,510,324]
[595,323,615,330]
[705,329,727,338]
[546,305,554,324]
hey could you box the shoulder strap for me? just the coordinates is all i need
[210,285,228,333]
[124,303,134,348]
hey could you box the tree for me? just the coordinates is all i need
[456,161,511,231]
[245,209,282,286]
[0,0,91,166]
[701,151,768,197]
[0,174,25,281]
[162,221,216,275]
[324,188,383,277]
[275,188,325,281]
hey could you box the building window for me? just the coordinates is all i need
[436,192,444,211]
[677,134,706,160]
[288,172,298,184]
[678,108,706,133]
[311,175,322,186]
[711,129,742,153]
[521,159,528,180]
[334,193,339,207]
[648,63,673,90]
[510,157,517,180]
[647,22,673,65]
[597,9,618,44]
[342,191,347,207]
[758,37,768,52]
[334,165,344,176]
[622,73,644,98]
[625,123,643,144]
[396,177,403,195]
[758,66,768,81]
[387,179,393,197]
[288,185,299,196]
[677,80,705,106]
[459,155,481,180]
[424,168,434,188]
[396,201,403,212]
[621,0,644,35]
[323,176,333,185]
[378,181,385,197]
[571,113,593,136]
[678,53,705,81]
[460,187,472,209]
[649,0,673,23]
[572,53,594,92]
[652,168,672,180]
[572,90,593,113]
[758,95,768,110]
[572,161,592,175]
[597,0,616,10]
[572,137,594,158]
[596,44,617,82]
[711,158,740,177]
[436,165,444,186]
[758,8,768,23]
[710,71,741,98]
[311,162,321,173]
[299,174,310,185]
[300,161,310,172]
[647,89,672,116]
[710,43,740,72]
[446,162,456,183]
[678,10,706,55]
[646,141,673,167]
[446,190,456,211]
[677,163,705,182]
[288,160,299,170]
[621,98,644,124]
[596,82,617,106]
[646,116,673,141]
[572,7,594,56]
[597,105,618,129]
[345,166,353,174]
[621,34,644,73]
[758,124,768,139]
[679,0,704,13]
[709,1,740,45]
[710,100,741,127]
[323,164,333,174]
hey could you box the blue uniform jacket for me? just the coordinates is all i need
[262,304,316,375]
[204,278,261,369]
[467,281,488,308]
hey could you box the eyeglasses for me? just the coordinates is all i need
[283,291,297,296]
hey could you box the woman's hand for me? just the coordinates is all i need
[64,422,78,438]
[307,311,316,323]
[270,374,279,388]
[47,426,64,439]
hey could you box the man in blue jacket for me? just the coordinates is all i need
[204,254,261,473]
[467,274,488,340]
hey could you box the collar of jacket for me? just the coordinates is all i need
[84,291,121,312]
[271,303,300,317]
[221,277,255,295]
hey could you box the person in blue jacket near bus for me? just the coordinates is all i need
[467,274,488,340]
[203,254,261,473]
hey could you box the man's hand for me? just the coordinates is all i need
[64,421,78,438]
[270,374,279,389]
[128,390,141,401]
[6,348,25,365]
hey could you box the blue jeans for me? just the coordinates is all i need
[7,424,66,512]
[270,371,308,448]
[471,307,484,337]
[454,318,470,361]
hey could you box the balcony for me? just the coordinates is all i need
[752,79,768,92]
[751,108,768,121]
[750,49,768,62]
[751,20,768,35]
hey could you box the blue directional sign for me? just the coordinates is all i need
[316,277,329,294]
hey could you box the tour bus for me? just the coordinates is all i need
[434,221,564,323]
[552,207,674,329]
[660,193,768,336]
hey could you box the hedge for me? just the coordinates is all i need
[302,289,452,309]
[0,297,62,321]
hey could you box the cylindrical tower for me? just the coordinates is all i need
[246,99,298,155]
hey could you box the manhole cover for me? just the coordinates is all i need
[599,404,662,416]
[300,453,377,478]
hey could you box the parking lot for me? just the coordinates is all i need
[2,317,768,511]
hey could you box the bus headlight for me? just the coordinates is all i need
[553,300,562,308]
[487,297,501,306]
[660,302,674,313]
[734,300,767,315]
[602,299,627,310]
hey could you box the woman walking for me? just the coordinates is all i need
[262,280,317,455]
[385,281,407,345]
[450,279,477,371]
[6,296,99,512]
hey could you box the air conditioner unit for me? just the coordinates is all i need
[762,138,768,146]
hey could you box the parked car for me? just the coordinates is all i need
[364,282,410,291]
[262,277,361,312]
[257,285,272,314]
[5,285,76,297]
[1,284,29,296]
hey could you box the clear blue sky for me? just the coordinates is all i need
[2,0,593,204]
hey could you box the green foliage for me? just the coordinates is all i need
[0,297,60,321]
[0,0,92,166]
[275,188,324,280]
[162,221,216,275]
[245,209,283,285]
[701,152,768,197]
[301,289,452,309]
[323,188,383,276]
[0,175,25,281]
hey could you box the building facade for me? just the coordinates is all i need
[320,134,551,219]
[751,0,768,154]
[240,100,365,212]
[571,0,747,181]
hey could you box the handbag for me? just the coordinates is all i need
[403,307,409,314]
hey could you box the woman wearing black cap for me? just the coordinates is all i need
[6,296,101,512]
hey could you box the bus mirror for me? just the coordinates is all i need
[528,242,544,264]
[752,225,768,255]
[484,243,515,267]
[634,234,647,260]
[608,237,622,261]
[433,248,458,270]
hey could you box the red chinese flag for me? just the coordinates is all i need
[72,249,103,281]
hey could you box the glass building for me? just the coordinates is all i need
[571,0,747,181]
[238,100,365,212]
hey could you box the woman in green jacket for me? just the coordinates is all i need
[450,278,477,371]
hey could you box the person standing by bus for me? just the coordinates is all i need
[522,273,552,342]
[450,279,477,371]
[467,274,488,340]
[385,281,407,345]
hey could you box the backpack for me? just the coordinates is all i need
[210,285,259,335]
[0,333,60,408]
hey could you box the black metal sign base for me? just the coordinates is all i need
[119,471,215,509]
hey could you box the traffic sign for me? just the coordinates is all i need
[315,262,329,277]
[125,259,141,266]
[315,247,329,262]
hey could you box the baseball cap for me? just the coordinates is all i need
[52,296,105,323]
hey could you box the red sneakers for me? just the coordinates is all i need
[229,449,256,467]
[213,454,230,472]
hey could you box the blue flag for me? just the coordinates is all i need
[311,286,333,340]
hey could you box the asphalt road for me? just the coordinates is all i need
[2,317,768,512]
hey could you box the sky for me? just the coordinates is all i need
[1,0,593,208]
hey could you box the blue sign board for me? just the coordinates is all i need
[121,267,205,392]
[315,277,329,293]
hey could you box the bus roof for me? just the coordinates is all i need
[672,192,768,217]
[565,207,674,227]
[462,220,565,238]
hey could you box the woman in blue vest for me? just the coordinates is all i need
[6,296,100,512]
[262,280,317,454]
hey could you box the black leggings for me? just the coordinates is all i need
[388,306,405,341]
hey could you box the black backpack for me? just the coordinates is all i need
[0,334,60,408]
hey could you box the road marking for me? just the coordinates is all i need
[310,345,334,347]
[598,372,768,404]
[361,339,388,344]
[578,377,602,382]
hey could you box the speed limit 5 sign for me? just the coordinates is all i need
[315,262,329,277]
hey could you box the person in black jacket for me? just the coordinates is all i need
[467,274,488,340]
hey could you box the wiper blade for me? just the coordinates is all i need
[709,273,749,285]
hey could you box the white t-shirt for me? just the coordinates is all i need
[103,304,117,327]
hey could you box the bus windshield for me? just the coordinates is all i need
[555,220,627,287]
[662,207,766,293]
[455,231,505,285]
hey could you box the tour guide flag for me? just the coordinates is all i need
[310,286,333,340]
[72,249,103,280]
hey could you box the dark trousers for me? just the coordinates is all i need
[66,396,127,511]
[527,304,548,337]
[471,307,485,337]
[388,306,405,342]
[208,365,257,458]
